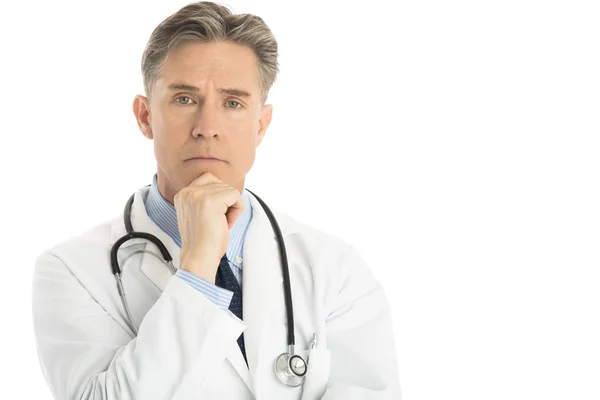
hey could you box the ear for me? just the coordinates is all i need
[255,104,273,147]
[133,95,153,140]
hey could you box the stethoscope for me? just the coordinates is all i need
[110,185,315,387]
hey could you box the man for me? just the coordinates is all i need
[32,2,401,399]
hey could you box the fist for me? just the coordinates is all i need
[174,173,244,283]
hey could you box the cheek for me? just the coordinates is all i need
[237,134,259,168]
[153,111,190,149]
[226,127,255,163]
[162,110,194,134]
[234,126,258,149]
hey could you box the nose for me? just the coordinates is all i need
[191,101,220,139]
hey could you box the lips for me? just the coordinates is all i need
[188,156,224,162]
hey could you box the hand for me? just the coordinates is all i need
[174,172,244,284]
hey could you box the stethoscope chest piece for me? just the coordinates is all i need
[274,348,308,387]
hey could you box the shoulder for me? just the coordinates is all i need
[34,216,118,273]
[273,209,352,252]
[270,209,367,276]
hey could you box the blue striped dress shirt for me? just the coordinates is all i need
[143,173,253,309]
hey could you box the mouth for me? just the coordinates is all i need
[187,157,226,163]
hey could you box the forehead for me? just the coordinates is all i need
[157,40,260,94]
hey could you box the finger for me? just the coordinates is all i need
[187,172,223,187]
[187,185,242,214]
[226,204,243,229]
[219,187,243,211]
[175,182,229,203]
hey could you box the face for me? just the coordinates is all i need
[133,40,273,203]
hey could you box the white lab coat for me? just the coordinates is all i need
[32,186,401,400]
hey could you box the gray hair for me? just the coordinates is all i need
[141,1,279,104]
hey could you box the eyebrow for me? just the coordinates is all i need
[167,83,252,98]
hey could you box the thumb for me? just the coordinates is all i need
[226,206,243,230]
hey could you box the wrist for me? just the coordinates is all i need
[180,254,220,284]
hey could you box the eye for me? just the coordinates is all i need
[226,100,242,109]
[175,96,194,105]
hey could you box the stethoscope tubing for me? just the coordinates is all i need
[245,189,296,347]
[111,186,296,347]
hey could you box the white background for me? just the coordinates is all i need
[0,0,599,398]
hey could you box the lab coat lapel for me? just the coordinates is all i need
[110,188,255,392]
[243,192,285,397]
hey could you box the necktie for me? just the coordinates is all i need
[215,253,247,365]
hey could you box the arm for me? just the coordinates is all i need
[321,245,402,399]
[32,252,244,400]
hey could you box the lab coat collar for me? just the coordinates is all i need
[108,185,296,396]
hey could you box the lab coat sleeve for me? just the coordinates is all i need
[32,251,245,400]
[320,245,402,400]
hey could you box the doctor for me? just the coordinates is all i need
[32,2,401,399]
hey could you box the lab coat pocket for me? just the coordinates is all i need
[301,348,331,400]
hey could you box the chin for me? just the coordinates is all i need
[185,165,228,183]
